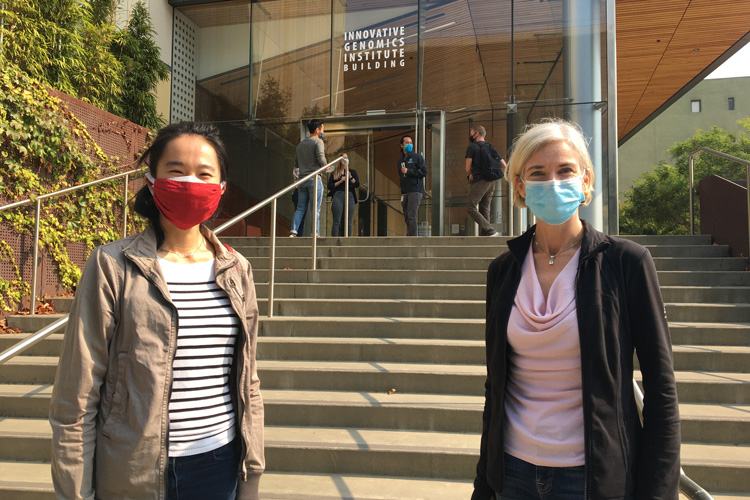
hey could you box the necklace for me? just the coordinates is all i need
[533,233,583,265]
[160,237,205,258]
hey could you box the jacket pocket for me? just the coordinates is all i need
[101,352,129,438]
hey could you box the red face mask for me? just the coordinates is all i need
[146,173,225,230]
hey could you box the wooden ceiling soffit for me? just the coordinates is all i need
[617,0,750,142]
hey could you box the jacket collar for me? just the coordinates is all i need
[123,224,239,275]
[507,219,610,265]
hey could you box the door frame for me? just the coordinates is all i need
[301,110,446,235]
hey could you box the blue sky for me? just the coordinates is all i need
[706,42,750,79]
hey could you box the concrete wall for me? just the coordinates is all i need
[618,77,750,195]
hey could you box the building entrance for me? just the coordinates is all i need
[305,111,446,237]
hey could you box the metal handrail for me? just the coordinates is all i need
[632,380,714,500]
[0,167,148,314]
[214,155,345,318]
[0,315,68,365]
[0,157,344,364]
[688,147,750,265]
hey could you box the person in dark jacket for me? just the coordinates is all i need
[398,135,427,236]
[472,119,680,500]
[327,158,360,237]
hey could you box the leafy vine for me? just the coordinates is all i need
[0,65,146,311]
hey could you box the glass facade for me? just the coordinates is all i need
[170,0,612,236]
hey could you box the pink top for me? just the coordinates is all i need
[504,245,585,467]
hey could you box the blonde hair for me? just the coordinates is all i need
[333,159,348,178]
[507,118,595,208]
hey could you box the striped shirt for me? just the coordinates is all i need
[158,258,239,457]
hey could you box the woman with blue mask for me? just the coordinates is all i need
[472,119,680,500]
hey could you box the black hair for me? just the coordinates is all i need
[133,122,228,245]
[401,135,413,146]
[307,119,324,135]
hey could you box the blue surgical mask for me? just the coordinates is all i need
[404,144,413,153]
[319,131,324,139]
[522,175,586,225]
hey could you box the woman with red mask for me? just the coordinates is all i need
[50,122,264,500]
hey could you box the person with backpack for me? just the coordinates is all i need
[466,125,506,236]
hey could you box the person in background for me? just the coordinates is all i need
[291,166,306,236]
[398,135,427,236]
[50,122,264,500]
[466,125,505,237]
[472,119,680,500]
[327,157,360,237]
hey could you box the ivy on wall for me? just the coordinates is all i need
[0,65,146,311]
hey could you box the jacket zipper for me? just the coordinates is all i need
[224,274,249,480]
[573,242,608,500]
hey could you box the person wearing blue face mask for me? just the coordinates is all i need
[398,135,428,236]
[472,119,680,500]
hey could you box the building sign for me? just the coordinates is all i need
[343,27,406,72]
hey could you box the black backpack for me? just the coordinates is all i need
[475,141,504,181]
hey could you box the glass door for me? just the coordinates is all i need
[306,111,445,237]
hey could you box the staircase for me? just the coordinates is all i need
[1,235,749,499]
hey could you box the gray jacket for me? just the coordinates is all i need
[50,225,264,500]
[295,136,326,177]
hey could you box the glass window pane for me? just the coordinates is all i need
[331,0,418,115]
[176,2,252,122]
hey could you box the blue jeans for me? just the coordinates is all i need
[331,190,355,236]
[166,439,240,500]
[291,176,323,236]
[496,453,585,500]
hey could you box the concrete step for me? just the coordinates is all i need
[44,283,750,315]
[665,303,750,323]
[0,464,475,500]
[218,234,715,247]
[257,337,485,365]
[234,243,730,259]
[4,332,744,375]
[656,271,750,287]
[681,442,750,493]
[3,355,749,404]
[669,345,750,372]
[2,322,747,364]
[7,302,748,334]
[244,256,748,272]
[1,418,747,493]
[661,286,750,304]
[251,269,750,287]
[257,298,485,319]
[635,370,750,404]
[669,322,750,346]
[0,418,480,479]
[2,464,747,500]
[3,384,749,445]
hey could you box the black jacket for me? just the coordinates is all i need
[398,151,427,194]
[472,221,680,500]
[327,168,360,204]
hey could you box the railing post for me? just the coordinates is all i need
[746,166,750,267]
[30,198,42,315]
[344,159,350,237]
[122,173,130,239]
[268,199,277,318]
[312,176,318,270]
[689,152,696,235]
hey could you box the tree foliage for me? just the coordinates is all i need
[112,1,169,129]
[0,0,122,112]
[620,121,750,234]
[0,0,168,129]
